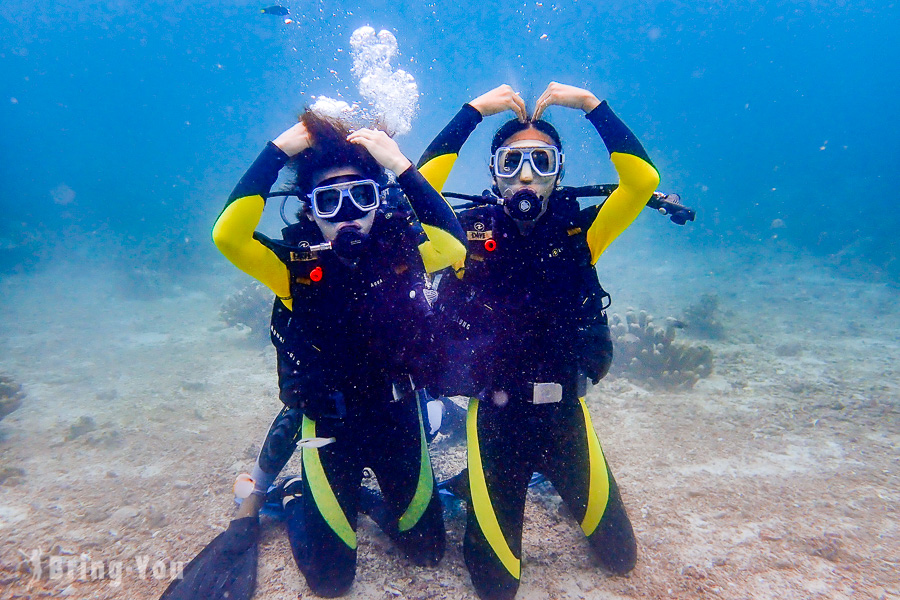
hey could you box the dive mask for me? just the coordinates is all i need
[492,146,563,179]
[309,179,381,220]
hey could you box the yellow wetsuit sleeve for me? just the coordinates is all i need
[417,104,483,273]
[396,164,467,273]
[418,223,466,273]
[212,142,293,308]
[583,101,661,264]
[417,103,483,193]
[586,153,660,264]
[212,194,292,306]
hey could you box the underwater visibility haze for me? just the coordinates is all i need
[2,0,898,277]
[0,1,898,598]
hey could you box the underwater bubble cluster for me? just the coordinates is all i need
[349,26,418,136]
[310,27,419,136]
[309,96,367,130]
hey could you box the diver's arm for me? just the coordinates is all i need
[212,142,293,301]
[416,104,482,192]
[584,101,660,264]
[417,84,527,192]
[397,165,467,272]
[349,129,467,271]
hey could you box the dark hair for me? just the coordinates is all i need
[290,109,387,195]
[490,118,563,154]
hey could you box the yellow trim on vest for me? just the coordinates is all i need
[418,153,458,193]
[301,417,357,549]
[578,397,610,536]
[419,224,468,273]
[398,402,434,532]
[467,398,521,580]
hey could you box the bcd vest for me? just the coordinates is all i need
[431,195,612,401]
[257,210,433,414]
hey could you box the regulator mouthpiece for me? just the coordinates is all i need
[505,188,544,221]
[332,227,370,260]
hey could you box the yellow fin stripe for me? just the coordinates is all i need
[418,153,458,192]
[419,224,468,273]
[467,398,521,579]
[301,417,357,549]
[578,397,610,536]
[398,402,434,532]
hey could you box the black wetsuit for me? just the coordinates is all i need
[214,142,467,597]
[417,102,660,600]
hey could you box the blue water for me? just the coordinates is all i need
[1,0,898,279]
[2,3,900,598]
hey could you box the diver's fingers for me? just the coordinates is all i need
[348,129,394,150]
[347,127,379,140]
[532,83,555,120]
[535,82,600,117]
[470,84,525,121]
[510,91,528,122]
[273,121,312,156]
[532,98,547,121]
[348,129,409,173]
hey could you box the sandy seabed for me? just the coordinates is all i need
[0,244,897,600]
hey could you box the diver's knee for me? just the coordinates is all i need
[408,538,445,567]
[600,542,637,575]
[587,522,637,575]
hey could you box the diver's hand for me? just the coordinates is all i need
[347,128,412,174]
[533,82,601,120]
[273,121,313,157]
[469,84,527,122]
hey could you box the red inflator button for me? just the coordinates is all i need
[309,266,323,282]
[484,239,497,252]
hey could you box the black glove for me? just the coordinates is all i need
[581,353,612,385]
[578,327,613,385]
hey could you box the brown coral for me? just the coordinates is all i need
[0,375,25,422]
[220,282,274,343]
[609,309,713,389]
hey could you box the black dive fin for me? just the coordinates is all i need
[159,516,259,600]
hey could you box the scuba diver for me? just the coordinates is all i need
[417,82,661,600]
[161,110,466,600]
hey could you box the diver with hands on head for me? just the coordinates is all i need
[161,110,466,600]
[419,82,660,600]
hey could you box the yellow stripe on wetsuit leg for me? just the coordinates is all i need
[398,402,435,532]
[578,397,611,536]
[301,417,357,549]
[467,398,521,580]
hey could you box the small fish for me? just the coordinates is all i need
[260,5,289,16]
[665,317,686,329]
